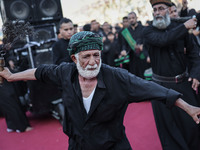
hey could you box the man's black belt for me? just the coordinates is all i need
[152,72,187,83]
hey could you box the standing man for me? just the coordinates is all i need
[118,16,129,53]
[90,20,104,37]
[120,12,148,78]
[1,31,200,150]
[143,0,200,149]
[52,18,74,65]
[180,0,196,17]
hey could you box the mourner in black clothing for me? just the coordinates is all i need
[0,48,31,133]
[90,20,104,37]
[52,18,74,65]
[180,0,196,17]
[121,12,149,78]
[118,16,129,52]
[1,31,200,150]
[102,32,120,66]
[143,0,200,149]
[102,22,111,38]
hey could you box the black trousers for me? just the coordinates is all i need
[0,80,30,131]
[152,78,200,150]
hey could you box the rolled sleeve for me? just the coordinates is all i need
[34,64,62,86]
[166,89,182,108]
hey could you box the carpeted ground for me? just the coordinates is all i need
[0,102,162,150]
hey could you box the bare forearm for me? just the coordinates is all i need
[175,98,190,113]
[175,98,200,124]
[8,69,37,82]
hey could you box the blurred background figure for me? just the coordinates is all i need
[73,24,78,34]
[180,0,196,17]
[120,12,149,78]
[118,16,129,51]
[102,31,120,67]
[102,21,111,38]
[83,23,91,31]
[90,20,104,37]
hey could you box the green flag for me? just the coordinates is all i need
[121,28,145,60]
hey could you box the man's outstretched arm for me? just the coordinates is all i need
[175,98,200,124]
[0,67,37,82]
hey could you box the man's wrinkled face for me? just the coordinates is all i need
[152,4,171,29]
[73,50,102,79]
[59,22,74,40]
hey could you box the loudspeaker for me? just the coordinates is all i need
[33,0,63,23]
[0,0,63,24]
[0,0,35,23]
[29,23,57,49]
[34,50,53,67]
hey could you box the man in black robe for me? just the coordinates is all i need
[143,0,200,149]
[52,18,74,65]
[1,31,200,150]
[121,12,149,78]
[0,47,31,132]
[118,16,129,51]
[102,32,120,66]
[180,0,196,17]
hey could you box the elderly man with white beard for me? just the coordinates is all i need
[1,31,200,150]
[143,0,200,150]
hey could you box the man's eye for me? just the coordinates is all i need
[83,56,89,59]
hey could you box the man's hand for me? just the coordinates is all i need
[0,67,36,82]
[188,77,199,91]
[119,50,127,58]
[0,67,12,81]
[184,18,197,29]
[146,56,151,63]
[186,105,200,124]
[175,98,200,124]
[135,44,143,53]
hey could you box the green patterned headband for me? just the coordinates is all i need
[67,31,103,55]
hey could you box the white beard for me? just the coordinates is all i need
[152,12,171,29]
[75,54,102,79]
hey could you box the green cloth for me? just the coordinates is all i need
[67,31,103,55]
[114,55,130,67]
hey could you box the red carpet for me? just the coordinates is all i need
[0,102,162,150]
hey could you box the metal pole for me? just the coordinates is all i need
[26,35,35,68]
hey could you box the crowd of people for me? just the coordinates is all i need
[0,0,200,150]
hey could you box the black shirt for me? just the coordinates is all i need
[52,38,72,65]
[143,22,200,80]
[35,63,181,150]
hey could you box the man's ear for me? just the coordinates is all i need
[71,54,77,64]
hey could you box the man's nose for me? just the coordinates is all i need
[88,57,96,66]
[154,11,160,16]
